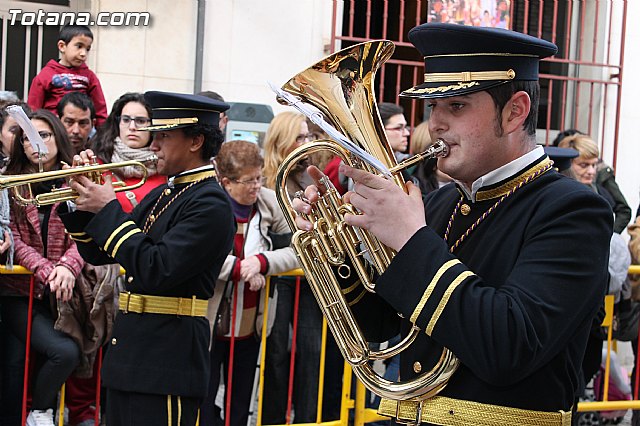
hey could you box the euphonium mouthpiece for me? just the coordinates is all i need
[432,139,450,158]
[387,138,450,175]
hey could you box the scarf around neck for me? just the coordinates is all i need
[111,137,157,179]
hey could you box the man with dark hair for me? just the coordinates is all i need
[293,23,612,425]
[57,92,95,153]
[197,90,228,133]
[58,91,235,425]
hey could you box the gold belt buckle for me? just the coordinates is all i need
[395,400,422,426]
[122,292,131,314]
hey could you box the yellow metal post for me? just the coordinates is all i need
[256,276,271,426]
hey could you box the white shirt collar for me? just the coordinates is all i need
[455,146,545,202]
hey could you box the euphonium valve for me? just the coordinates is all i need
[274,40,459,406]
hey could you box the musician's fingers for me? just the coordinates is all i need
[78,150,94,165]
[306,166,330,195]
[294,214,313,231]
[340,163,387,190]
[292,197,311,215]
[72,174,93,189]
[71,155,82,167]
[103,174,114,188]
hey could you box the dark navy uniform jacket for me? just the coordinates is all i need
[60,167,234,398]
[344,155,613,414]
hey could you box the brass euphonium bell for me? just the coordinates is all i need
[274,40,458,406]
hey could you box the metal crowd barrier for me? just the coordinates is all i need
[5,264,640,425]
[254,269,387,426]
[0,265,114,426]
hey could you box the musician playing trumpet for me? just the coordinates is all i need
[58,91,235,425]
[291,24,612,425]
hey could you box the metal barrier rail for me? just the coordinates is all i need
[0,265,112,426]
[255,269,387,426]
[6,264,640,423]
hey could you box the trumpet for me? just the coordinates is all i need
[0,156,157,207]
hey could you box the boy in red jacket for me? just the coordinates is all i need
[27,25,107,126]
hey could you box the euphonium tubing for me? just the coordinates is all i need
[276,139,457,402]
[274,40,460,403]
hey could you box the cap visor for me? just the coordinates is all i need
[138,123,193,132]
[400,80,510,99]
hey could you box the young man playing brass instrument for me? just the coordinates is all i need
[291,24,612,425]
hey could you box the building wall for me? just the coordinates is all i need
[615,0,640,220]
[89,0,197,109]
[199,0,334,113]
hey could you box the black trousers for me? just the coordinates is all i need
[200,337,260,426]
[106,389,200,426]
[1,296,80,410]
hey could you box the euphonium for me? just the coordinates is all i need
[274,41,459,404]
[0,156,157,207]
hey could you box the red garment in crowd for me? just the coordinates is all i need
[65,361,100,425]
[218,214,268,340]
[27,59,107,125]
[2,203,84,298]
[114,174,167,213]
[323,156,346,195]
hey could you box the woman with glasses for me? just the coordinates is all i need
[378,102,410,161]
[1,109,83,426]
[91,92,165,212]
[201,140,298,426]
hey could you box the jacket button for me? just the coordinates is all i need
[127,276,133,283]
[111,338,117,345]
[413,361,422,373]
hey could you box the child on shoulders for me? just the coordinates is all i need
[27,25,107,126]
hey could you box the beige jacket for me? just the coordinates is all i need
[207,187,299,340]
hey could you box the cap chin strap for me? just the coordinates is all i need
[152,117,199,125]
[424,69,515,83]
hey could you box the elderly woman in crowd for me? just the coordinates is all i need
[201,140,298,426]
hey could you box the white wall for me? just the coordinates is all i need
[614,0,640,220]
[90,0,197,109]
[200,0,335,114]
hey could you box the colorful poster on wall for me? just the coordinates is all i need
[427,0,511,29]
